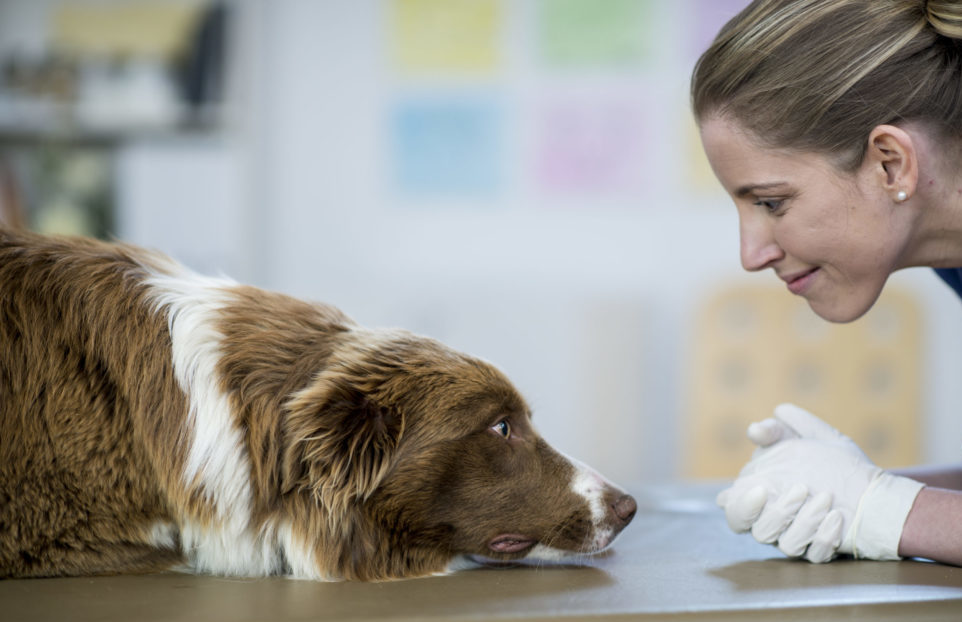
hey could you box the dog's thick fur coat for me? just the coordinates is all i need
[0,230,635,581]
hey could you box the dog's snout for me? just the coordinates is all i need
[611,494,637,525]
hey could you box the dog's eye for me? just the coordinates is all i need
[491,419,511,439]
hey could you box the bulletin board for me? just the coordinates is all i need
[686,284,922,478]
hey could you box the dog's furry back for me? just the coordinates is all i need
[0,230,189,576]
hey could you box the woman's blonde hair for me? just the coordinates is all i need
[691,0,962,170]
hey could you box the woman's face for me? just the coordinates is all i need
[699,115,911,323]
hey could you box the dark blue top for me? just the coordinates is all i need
[935,267,962,300]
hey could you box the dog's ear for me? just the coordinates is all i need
[282,369,404,517]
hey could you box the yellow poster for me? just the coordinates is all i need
[392,0,501,75]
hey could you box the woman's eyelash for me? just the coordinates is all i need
[754,198,784,212]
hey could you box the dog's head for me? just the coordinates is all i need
[281,328,635,581]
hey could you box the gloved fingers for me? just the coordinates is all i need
[747,417,794,447]
[804,508,844,563]
[776,491,833,557]
[773,403,842,443]
[751,483,808,544]
[719,484,768,533]
[716,487,731,508]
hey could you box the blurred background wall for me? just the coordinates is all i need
[1,0,960,487]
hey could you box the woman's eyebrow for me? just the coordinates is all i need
[734,182,788,198]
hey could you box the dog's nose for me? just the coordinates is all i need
[611,494,637,525]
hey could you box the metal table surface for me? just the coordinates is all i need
[3,483,961,621]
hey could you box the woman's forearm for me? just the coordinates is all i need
[898,486,962,566]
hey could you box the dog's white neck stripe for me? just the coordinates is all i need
[144,268,321,577]
[146,269,298,574]
[146,269,252,529]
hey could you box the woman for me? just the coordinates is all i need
[691,0,962,566]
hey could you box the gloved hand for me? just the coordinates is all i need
[716,403,924,562]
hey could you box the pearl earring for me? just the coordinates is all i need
[896,190,908,202]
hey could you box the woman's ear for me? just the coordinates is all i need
[865,124,919,201]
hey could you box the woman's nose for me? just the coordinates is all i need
[739,215,783,271]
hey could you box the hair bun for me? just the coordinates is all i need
[926,0,962,39]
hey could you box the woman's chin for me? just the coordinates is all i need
[806,294,878,324]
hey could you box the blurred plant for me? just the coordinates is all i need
[29,144,113,238]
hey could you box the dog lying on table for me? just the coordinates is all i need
[0,229,636,581]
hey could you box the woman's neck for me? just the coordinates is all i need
[901,135,962,269]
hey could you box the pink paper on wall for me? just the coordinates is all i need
[535,96,649,198]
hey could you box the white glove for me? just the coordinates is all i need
[716,403,924,562]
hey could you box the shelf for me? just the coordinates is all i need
[0,103,224,147]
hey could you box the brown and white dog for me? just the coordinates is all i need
[0,230,636,581]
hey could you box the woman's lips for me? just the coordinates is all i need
[785,268,819,295]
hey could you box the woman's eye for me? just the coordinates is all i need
[754,198,784,214]
[492,420,511,438]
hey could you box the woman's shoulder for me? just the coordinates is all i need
[934,267,962,300]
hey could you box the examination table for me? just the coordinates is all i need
[3,483,960,621]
